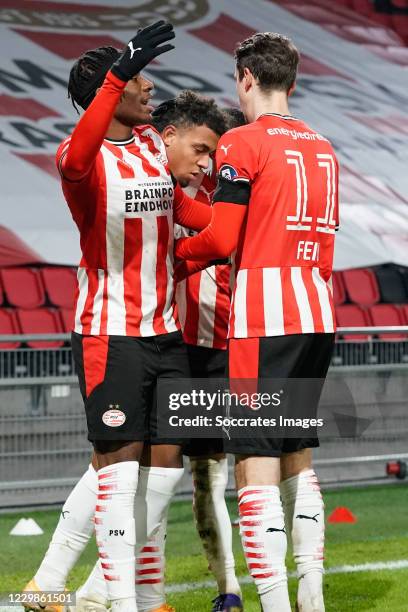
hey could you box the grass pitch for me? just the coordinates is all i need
[1,484,407,610]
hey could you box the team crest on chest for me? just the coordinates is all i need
[155,151,168,165]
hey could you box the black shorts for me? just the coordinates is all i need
[183,344,227,458]
[225,333,335,457]
[71,330,190,443]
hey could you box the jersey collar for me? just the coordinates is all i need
[104,136,135,146]
[257,112,299,121]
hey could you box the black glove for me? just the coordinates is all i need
[111,20,175,82]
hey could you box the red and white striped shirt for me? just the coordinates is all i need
[229,266,335,338]
[58,126,179,337]
[215,114,339,338]
[175,163,231,349]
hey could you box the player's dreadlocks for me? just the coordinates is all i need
[68,46,121,113]
[151,90,227,137]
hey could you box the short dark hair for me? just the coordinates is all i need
[151,90,227,136]
[221,107,246,130]
[235,32,299,93]
[68,46,120,112]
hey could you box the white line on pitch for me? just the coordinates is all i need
[1,559,408,610]
[166,559,408,594]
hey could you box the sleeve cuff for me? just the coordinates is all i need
[105,70,128,89]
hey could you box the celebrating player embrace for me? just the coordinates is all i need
[21,19,339,612]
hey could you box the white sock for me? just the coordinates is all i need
[111,599,137,612]
[76,560,108,605]
[35,464,97,591]
[280,469,325,612]
[238,485,291,612]
[191,457,241,596]
[136,518,167,612]
[95,462,139,610]
[135,466,184,612]
[76,465,183,611]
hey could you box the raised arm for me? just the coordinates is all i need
[59,21,175,181]
[60,73,126,181]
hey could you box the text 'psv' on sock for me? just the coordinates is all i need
[95,461,139,608]
[75,465,184,611]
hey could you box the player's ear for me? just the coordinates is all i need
[288,81,296,97]
[243,67,253,93]
[161,124,177,147]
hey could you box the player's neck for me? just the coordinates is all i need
[105,117,134,142]
[249,91,291,123]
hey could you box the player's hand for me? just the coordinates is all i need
[110,21,175,82]
[174,237,188,260]
[173,259,188,283]
[173,257,211,282]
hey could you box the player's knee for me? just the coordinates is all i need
[141,443,183,468]
[191,457,228,499]
[280,449,313,481]
[93,439,122,454]
[208,457,229,494]
[93,439,142,463]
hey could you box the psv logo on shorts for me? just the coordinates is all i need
[102,406,126,427]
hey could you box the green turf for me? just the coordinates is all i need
[1,484,407,610]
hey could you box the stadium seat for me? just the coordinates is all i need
[59,308,75,333]
[375,266,407,303]
[369,303,407,339]
[342,268,380,306]
[0,309,21,349]
[333,271,347,305]
[400,304,408,324]
[41,267,77,308]
[336,304,371,340]
[1,267,45,309]
[16,308,64,348]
